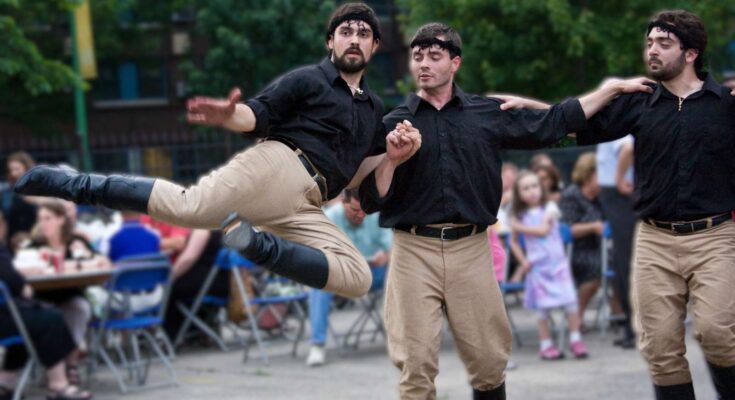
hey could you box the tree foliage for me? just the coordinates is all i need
[396,0,735,101]
[182,0,336,97]
[0,0,81,96]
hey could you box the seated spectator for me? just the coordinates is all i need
[22,200,111,384]
[559,153,605,320]
[163,230,228,340]
[306,189,391,367]
[99,211,160,262]
[139,216,190,262]
[0,243,92,400]
[86,210,162,316]
[1,152,40,242]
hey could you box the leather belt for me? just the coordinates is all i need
[264,137,328,202]
[643,213,731,234]
[395,224,487,241]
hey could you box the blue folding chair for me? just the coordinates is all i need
[242,275,309,364]
[88,259,177,393]
[174,249,308,365]
[103,252,176,358]
[328,266,388,354]
[174,249,255,352]
[0,282,38,400]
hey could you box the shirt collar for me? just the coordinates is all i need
[649,73,723,105]
[318,57,374,105]
[406,84,469,115]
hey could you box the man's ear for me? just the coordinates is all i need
[371,39,381,56]
[685,48,699,64]
[326,35,334,52]
[451,56,462,73]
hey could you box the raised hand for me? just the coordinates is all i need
[386,120,422,165]
[605,76,656,94]
[187,87,242,126]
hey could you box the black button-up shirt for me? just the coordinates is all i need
[244,58,385,200]
[577,74,735,221]
[360,86,587,227]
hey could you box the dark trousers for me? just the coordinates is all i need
[0,301,76,370]
[598,187,636,339]
[163,269,229,339]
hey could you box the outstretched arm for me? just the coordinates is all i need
[187,88,257,133]
[577,77,654,118]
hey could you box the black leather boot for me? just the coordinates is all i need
[654,382,695,400]
[473,382,505,400]
[221,213,329,289]
[708,362,735,400]
[14,165,154,213]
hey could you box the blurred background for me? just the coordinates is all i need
[2,0,734,183]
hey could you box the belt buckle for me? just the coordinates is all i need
[440,227,451,241]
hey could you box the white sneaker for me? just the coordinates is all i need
[305,345,326,367]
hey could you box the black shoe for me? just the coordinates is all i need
[221,213,329,290]
[473,382,505,400]
[708,362,735,400]
[654,382,695,400]
[14,165,154,213]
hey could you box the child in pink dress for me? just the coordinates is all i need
[509,170,588,360]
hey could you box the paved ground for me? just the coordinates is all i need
[23,302,716,400]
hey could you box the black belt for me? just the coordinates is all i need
[643,213,731,234]
[395,224,487,241]
[264,137,328,202]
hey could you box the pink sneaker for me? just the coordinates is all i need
[570,340,589,359]
[539,345,564,360]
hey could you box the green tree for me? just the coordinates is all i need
[0,0,82,133]
[182,0,336,98]
[396,0,735,101]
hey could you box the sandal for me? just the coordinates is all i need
[46,385,92,400]
[0,386,14,400]
[65,364,81,385]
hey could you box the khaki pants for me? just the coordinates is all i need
[385,229,511,400]
[633,219,735,386]
[147,140,371,298]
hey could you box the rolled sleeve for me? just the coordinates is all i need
[243,99,271,136]
[359,171,394,214]
[560,98,589,133]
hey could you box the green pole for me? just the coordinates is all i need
[69,9,93,171]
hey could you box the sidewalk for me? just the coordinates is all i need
[45,305,721,399]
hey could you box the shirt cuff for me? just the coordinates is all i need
[243,99,269,135]
[359,171,393,213]
[560,98,589,133]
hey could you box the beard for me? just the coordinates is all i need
[333,48,367,73]
[648,52,686,81]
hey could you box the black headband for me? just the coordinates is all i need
[327,11,381,40]
[647,21,698,52]
[409,37,462,57]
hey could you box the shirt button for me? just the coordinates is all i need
[440,132,446,137]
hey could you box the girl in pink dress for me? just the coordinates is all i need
[509,170,588,360]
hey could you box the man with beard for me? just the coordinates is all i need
[514,10,735,400]
[359,22,653,400]
[14,2,421,299]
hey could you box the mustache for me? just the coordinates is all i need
[343,46,364,57]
